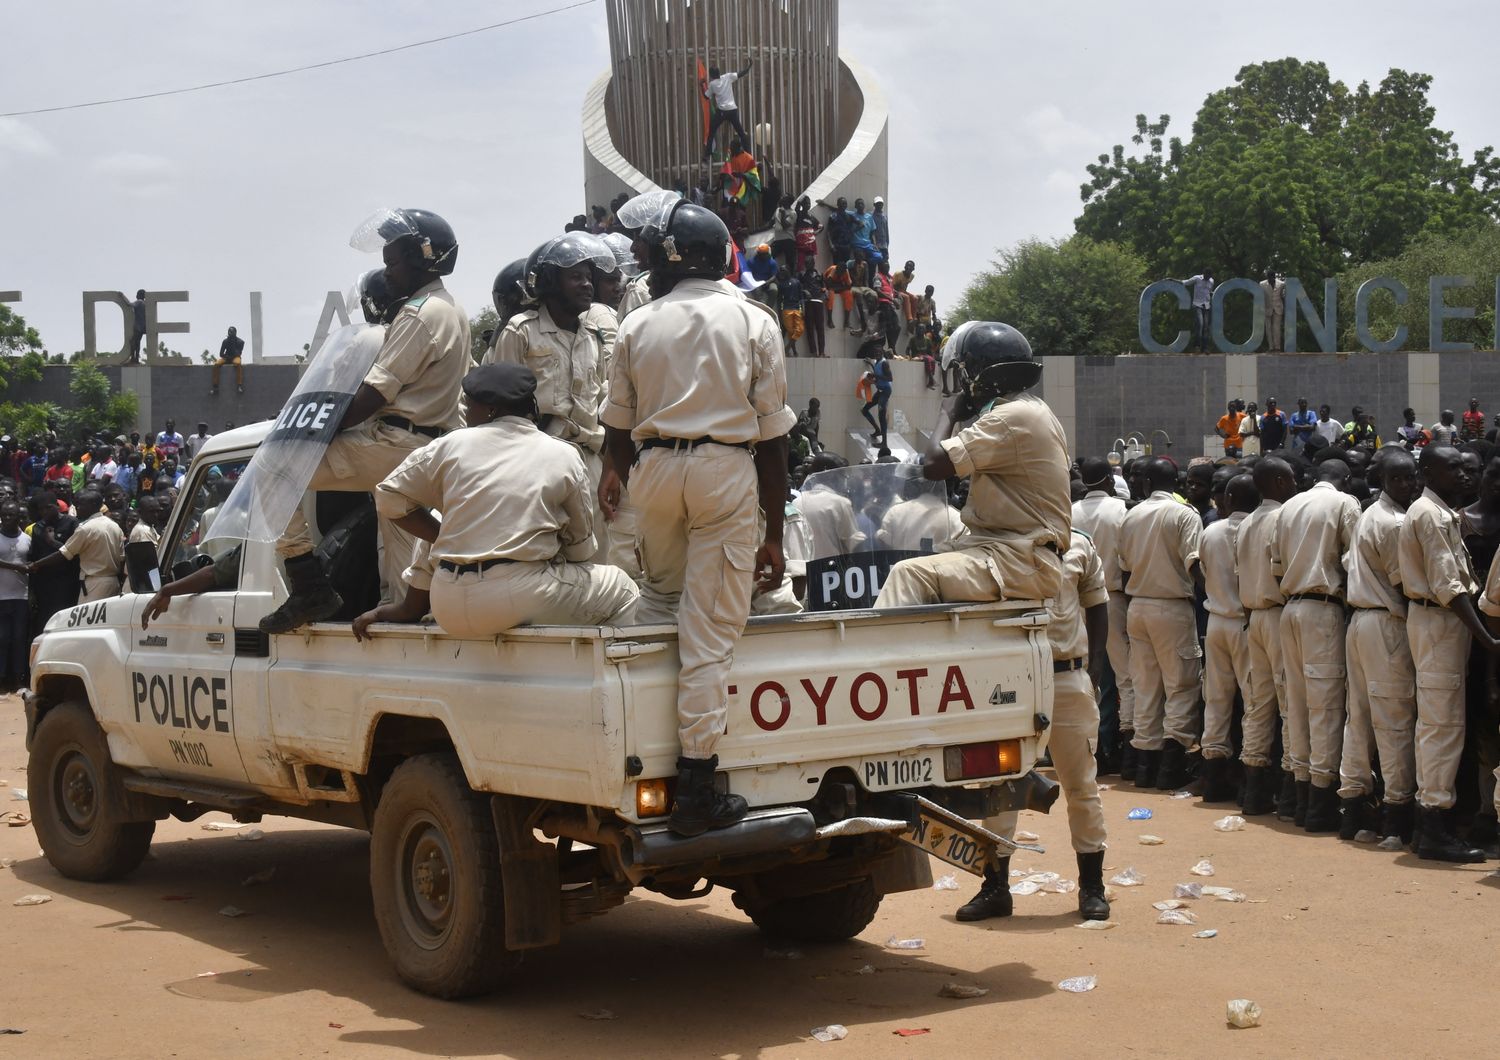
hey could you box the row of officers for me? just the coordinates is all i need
[1074,444,1500,864]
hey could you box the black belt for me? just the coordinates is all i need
[1247,604,1284,611]
[639,436,751,452]
[1407,596,1442,608]
[380,416,445,439]
[1288,592,1341,605]
[1350,604,1390,612]
[1053,657,1085,673]
[439,557,516,575]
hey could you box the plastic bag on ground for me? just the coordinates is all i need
[1076,919,1117,930]
[1174,882,1204,899]
[1138,834,1165,845]
[235,828,265,842]
[12,894,51,907]
[1227,999,1262,1028]
[1213,815,1247,832]
[1193,929,1219,938]
[1156,908,1200,925]
[1190,859,1215,876]
[1127,807,1153,820]
[885,936,924,950]
[1377,835,1404,851]
[1043,878,1076,894]
[811,1025,848,1042]
[1170,790,1194,799]
[933,874,960,891]
[1009,880,1041,896]
[1152,899,1188,911]
[1108,867,1144,886]
[1057,976,1098,993]
[939,982,989,999]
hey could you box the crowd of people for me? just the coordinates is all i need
[1216,395,1496,458]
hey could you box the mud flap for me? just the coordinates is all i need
[491,795,561,950]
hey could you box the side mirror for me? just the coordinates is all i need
[125,541,162,594]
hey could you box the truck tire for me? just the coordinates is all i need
[742,877,882,943]
[28,700,155,882]
[369,753,520,998]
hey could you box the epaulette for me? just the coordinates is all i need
[405,293,432,309]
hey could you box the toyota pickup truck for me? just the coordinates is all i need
[24,430,1055,998]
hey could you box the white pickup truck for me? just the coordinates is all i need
[25,427,1056,998]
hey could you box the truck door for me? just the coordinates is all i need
[124,457,252,784]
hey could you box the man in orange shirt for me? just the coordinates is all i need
[823,261,854,331]
[1216,400,1248,458]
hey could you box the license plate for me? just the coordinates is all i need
[859,753,936,791]
[899,795,1044,877]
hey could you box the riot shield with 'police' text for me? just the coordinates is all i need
[202,322,384,544]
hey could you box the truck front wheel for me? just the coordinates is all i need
[370,753,520,998]
[738,877,882,943]
[28,701,155,882]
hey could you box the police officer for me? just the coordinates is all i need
[1072,455,1133,774]
[1273,458,1359,832]
[261,208,469,633]
[376,363,637,635]
[1198,472,1257,802]
[874,321,1070,609]
[488,258,531,356]
[1116,457,1203,790]
[613,190,680,320]
[599,202,795,837]
[1397,445,1499,861]
[956,527,1111,923]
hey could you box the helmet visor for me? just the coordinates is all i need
[536,231,617,272]
[615,190,681,232]
[349,208,425,252]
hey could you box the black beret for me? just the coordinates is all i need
[462,363,536,408]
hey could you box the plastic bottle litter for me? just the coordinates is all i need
[933,874,960,891]
[1108,867,1144,886]
[1190,859,1216,876]
[1226,999,1262,1028]
[1057,976,1098,993]
[1193,929,1219,939]
[885,936,925,950]
[9,788,26,801]
[811,1025,848,1042]
[939,982,989,999]
[1213,815,1247,832]
[1126,807,1153,820]
[1138,834,1165,845]
[1173,882,1204,899]
[218,905,247,918]
[1156,908,1200,925]
[1152,899,1189,911]
[1015,829,1041,842]
[1076,919,1117,930]
[234,828,265,842]
[12,894,51,906]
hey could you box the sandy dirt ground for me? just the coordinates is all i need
[2,691,1496,1059]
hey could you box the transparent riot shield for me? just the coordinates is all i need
[796,463,961,611]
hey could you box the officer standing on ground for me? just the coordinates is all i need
[1116,457,1203,790]
[261,208,469,633]
[599,202,795,838]
[1198,472,1257,802]
[29,488,122,602]
[1072,455,1134,775]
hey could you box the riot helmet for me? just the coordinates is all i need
[492,258,530,317]
[350,208,458,275]
[645,202,732,281]
[600,232,640,277]
[357,268,399,325]
[940,320,1040,404]
[614,189,681,234]
[528,231,615,299]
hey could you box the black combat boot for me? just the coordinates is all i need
[1117,733,1137,780]
[1466,814,1500,859]
[1201,757,1238,803]
[1303,783,1340,833]
[1293,779,1311,827]
[1076,851,1109,921]
[1156,740,1192,791]
[1134,749,1160,789]
[258,553,344,634]
[1241,766,1276,816]
[956,857,1012,922]
[1275,770,1298,821]
[1381,801,1416,846]
[668,755,748,837]
[1338,794,1377,841]
[1415,807,1486,863]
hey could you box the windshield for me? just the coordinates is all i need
[795,463,961,611]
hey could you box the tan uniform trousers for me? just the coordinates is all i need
[1202,614,1249,760]
[1279,599,1347,787]
[430,559,638,637]
[1407,603,1470,810]
[630,444,759,759]
[875,540,1063,609]
[1125,597,1202,751]
[984,668,1106,854]
[1241,607,1285,769]
[605,487,642,579]
[1107,591,1135,731]
[81,574,121,602]
[277,421,426,605]
[1338,608,1416,803]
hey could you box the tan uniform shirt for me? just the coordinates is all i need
[1345,493,1407,616]
[1118,491,1201,599]
[1072,490,1127,591]
[602,278,797,444]
[1049,530,1109,662]
[375,416,595,564]
[940,392,1070,550]
[1398,487,1477,606]
[617,272,652,320]
[127,522,160,547]
[1272,481,1360,597]
[1236,500,1285,610]
[489,305,607,454]
[877,494,964,552]
[1200,510,1246,618]
[796,487,866,558]
[60,512,124,583]
[364,278,468,431]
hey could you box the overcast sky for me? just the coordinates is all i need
[3,0,1498,361]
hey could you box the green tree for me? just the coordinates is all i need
[66,363,139,435]
[0,401,60,441]
[0,305,48,391]
[470,307,499,363]
[953,236,1148,355]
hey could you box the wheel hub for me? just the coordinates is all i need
[399,817,456,948]
[57,750,99,838]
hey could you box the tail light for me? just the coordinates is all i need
[944,739,1022,781]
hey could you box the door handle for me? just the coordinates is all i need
[206,632,226,645]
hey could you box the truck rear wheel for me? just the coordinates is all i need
[28,700,155,882]
[741,877,882,943]
[369,753,520,998]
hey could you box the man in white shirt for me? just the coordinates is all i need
[184,422,214,461]
[0,500,31,690]
[701,60,754,161]
[1312,404,1343,447]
